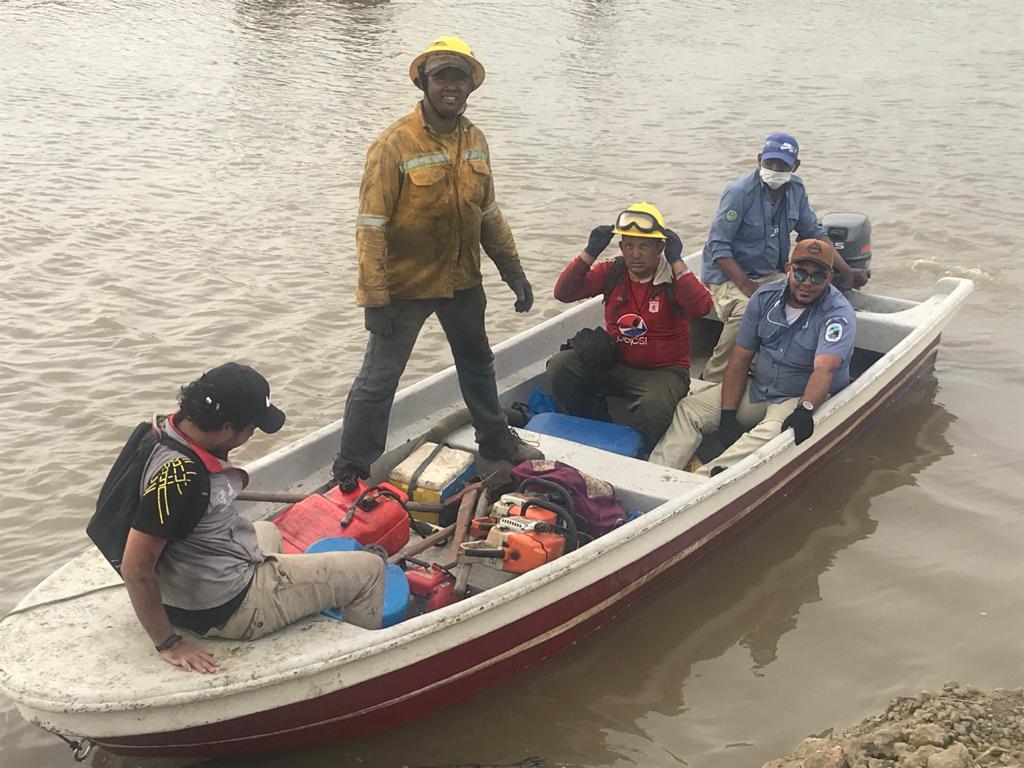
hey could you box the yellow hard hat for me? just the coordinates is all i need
[612,202,667,240]
[409,35,486,90]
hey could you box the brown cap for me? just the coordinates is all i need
[422,52,474,78]
[790,238,837,270]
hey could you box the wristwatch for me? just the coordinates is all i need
[800,400,814,412]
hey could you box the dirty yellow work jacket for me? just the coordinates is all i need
[355,104,525,306]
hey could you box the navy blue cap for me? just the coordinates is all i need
[762,133,799,168]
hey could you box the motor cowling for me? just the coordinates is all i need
[822,212,872,290]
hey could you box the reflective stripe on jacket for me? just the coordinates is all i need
[355,104,524,305]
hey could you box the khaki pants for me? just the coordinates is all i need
[702,273,785,383]
[206,521,386,640]
[649,381,799,473]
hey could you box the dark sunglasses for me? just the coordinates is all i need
[792,267,829,285]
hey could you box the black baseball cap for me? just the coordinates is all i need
[199,362,286,433]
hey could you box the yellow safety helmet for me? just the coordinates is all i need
[409,35,486,90]
[612,202,667,240]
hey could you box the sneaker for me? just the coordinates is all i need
[478,427,544,464]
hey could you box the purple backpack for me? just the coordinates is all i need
[511,460,627,539]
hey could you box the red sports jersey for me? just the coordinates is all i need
[553,257,713,369]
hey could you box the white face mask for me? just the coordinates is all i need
[759,167,792,189]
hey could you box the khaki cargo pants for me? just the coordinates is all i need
[702,273,785,383]
[206,521,386,640]
[648,380,799,474]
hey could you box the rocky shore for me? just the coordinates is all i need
[762,683,1023,768]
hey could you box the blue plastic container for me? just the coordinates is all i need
[304,537,409,627]
[525,412,645,457]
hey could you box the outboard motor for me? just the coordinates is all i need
[822,212,871,290]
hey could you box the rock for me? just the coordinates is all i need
[927,742,971,768]
[910,724,952,748]
[905,746,942,768]
[793,737,833,757]
[863,725,904,758]
[803,746,849,768]
[762,686,1024,768]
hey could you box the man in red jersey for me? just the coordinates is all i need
[546,203,713,450]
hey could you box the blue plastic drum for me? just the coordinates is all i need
[303,537,409,627]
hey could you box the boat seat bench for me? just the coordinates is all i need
[444,424,709,510]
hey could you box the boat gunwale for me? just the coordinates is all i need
[0,276,973,720]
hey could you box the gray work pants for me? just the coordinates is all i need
[545,348,690,449]
[337,284,507,474]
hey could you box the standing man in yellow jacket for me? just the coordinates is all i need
[333,35,542,486]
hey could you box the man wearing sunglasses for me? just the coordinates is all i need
[332,36,542,487]
[546,203,713,450]
[700,133,869,384]
[650,238,856,474]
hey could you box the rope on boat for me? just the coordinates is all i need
[53,731,96,762]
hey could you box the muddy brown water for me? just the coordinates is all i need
[2,1,1022,766]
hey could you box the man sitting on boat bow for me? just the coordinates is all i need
[110,364,386,673]
[546,203,713,451]
[649,238,856,474]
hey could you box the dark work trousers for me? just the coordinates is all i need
[337,284,507,475]
[545,348,691,449]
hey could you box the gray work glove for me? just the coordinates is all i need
[585,224,615,258]
[510,277,534,313]
[664,228,684,264]
[364,305,395,336]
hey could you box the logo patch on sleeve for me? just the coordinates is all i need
[725,210,738,222]
[824,316,847,343]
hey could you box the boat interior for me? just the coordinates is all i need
[251,282,946,623]
[0,277,970,725]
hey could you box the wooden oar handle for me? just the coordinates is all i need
[236,489,441,513]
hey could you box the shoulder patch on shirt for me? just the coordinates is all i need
[824,316,848,342]
[144,457,198,524]
[725,210,738,222]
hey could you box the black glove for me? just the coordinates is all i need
[781,405,815,445]
[664,228,684,264]
[584,224,615,258]
[510,277,534,312]
[718,409,744,448]
[364,305,395,336]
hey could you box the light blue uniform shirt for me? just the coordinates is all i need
[736,281,857,404]
[701,169,825,285]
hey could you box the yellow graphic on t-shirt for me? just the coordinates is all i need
[144,458,198,524]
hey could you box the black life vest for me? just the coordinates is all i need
[86,420,210,574]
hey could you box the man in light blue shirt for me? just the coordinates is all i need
[651,238,857,475]
[700,133,868,382]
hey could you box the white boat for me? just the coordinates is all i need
[0,254,973,760]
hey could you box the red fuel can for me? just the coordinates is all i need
[405,564,458,612]
[272,482,411,555]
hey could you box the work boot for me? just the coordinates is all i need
[331,460,367,493]
[477,427,544,464]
